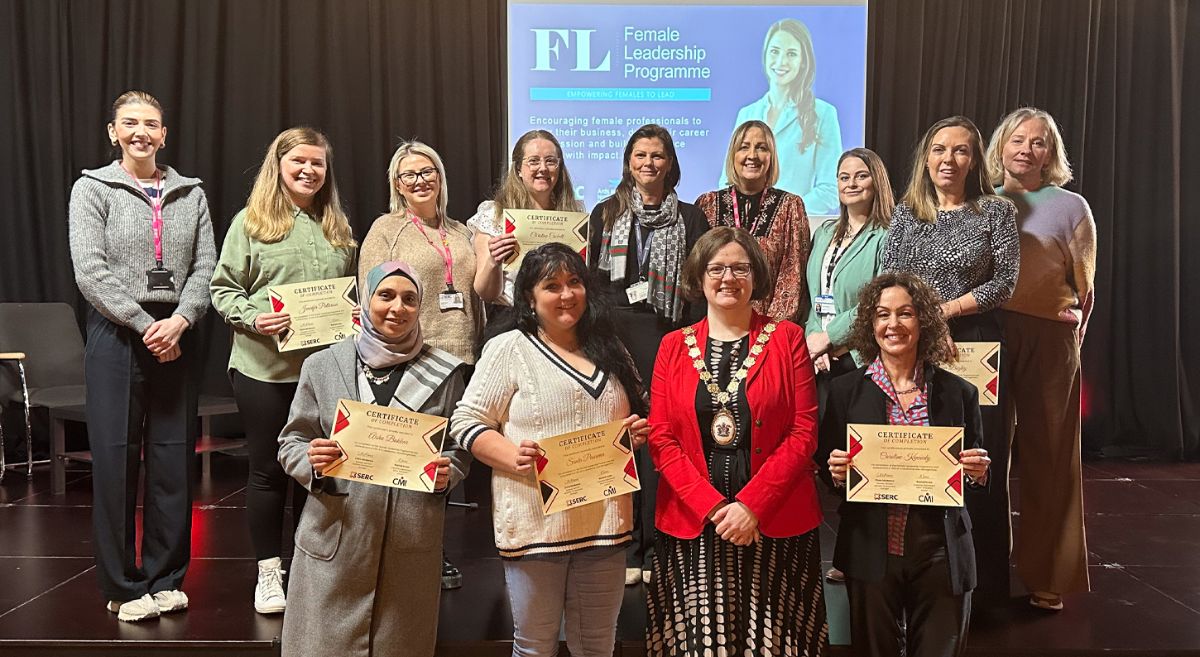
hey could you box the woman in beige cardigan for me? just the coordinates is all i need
[359,141,482,365]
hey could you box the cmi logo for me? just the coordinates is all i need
[531,29,611,72]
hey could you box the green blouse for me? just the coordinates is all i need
[210,208,357,382]
[803,219,886,365]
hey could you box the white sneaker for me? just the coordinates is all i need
[152,589,189,613]
[624,567,641,586]
[255,557,287,614]
[106,594,161,622]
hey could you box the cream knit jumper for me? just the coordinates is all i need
[451,329,633,558]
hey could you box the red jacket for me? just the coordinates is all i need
[649,313,822,539]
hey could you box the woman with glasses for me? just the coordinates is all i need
[359,140,482,589]
[468,129,583,345]
[360,141,481,367]
[645,227,828,656]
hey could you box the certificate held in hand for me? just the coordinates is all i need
[268,276,359,353]
[322,399,447,493]
[944,341,1000,405]
[847,423,964,507]
[534,420,640,515]
[501,209,589,272]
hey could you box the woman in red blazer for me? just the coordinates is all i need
[645,226,828,657]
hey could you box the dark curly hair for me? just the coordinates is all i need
[512,243,646,415]
[846,272,955,366]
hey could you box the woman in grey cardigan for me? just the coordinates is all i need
[68,90,215,623]
[277,261,469,657]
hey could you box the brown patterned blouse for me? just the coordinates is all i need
[695,186,811,322]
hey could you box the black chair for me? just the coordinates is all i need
[0,303,239,493]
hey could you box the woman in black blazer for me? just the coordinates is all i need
[819,272,990,657]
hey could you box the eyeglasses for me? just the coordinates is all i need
[522,156,561,170]
[705,263,753,279]
[397,167,439,186]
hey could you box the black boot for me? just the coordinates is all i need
[441,554,462,590]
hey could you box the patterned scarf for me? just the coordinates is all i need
[355,261,424,368]
[599,189,686,323]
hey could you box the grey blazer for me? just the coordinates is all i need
[277,338,468,657]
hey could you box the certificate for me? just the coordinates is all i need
[501,209,589,272]
[846,423,963,507]
[533,420,640,515]
[322,399,448,493]
[268,276,359,352]
[944,341,1000,405]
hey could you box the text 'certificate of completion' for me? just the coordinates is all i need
[846,424,963,507]
[323,399,447,493]
[534,419,640,515]
[502,209,589,272]
[268,276,359,352]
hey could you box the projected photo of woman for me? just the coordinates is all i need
[728,18,842,216]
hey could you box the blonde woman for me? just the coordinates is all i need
[360,141,481,367]
[881,115,1019,606]
[210,126,357,614]
[987,108,1095,611]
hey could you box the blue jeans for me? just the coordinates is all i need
[503,545,626,657]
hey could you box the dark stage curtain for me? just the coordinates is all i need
[1,0,1196,457]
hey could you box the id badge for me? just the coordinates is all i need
[438,290,465,312]
[146,267,176,291]
[814,294,837,316]
[626,280,649,304]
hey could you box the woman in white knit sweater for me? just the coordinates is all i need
[452,243,648,657]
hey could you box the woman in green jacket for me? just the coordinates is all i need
[210,127,357,615]
[803,147,894,583]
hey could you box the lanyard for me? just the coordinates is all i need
[633,220,653,279]
[824,228,859,291]
[730,188,765,235]
[409,214,456,290]
[120,164,165,266]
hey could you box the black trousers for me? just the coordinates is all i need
[230,371,305,561]
[948,311,1011,604]
[846,508,972,657]
[85,304,197,602]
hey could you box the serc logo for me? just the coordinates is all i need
[531,29,611,72]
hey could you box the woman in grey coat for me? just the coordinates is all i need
[277,261,469,657]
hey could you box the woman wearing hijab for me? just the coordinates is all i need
[277,261,469,657]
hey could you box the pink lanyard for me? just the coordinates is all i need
[409,214,456,291]
[120,165,166,266]
[730,188,765,235]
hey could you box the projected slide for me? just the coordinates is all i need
[508,1,867,216]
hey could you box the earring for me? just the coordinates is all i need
[111,140,118,146]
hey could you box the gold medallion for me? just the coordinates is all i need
[711,409,737,445]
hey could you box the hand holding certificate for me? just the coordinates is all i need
[321,399,449,493]
[533,419,641,515]
[501,209,589,272]
[268,276,359,352]
[845,424,964,507]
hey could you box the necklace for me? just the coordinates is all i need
[361,361,402,385]
[683,321,777,446]
[894,385,920,395]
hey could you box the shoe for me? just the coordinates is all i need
[152,589,188,613]
[255,557,287,614]
[625,568,641,586]
[1029,592,1063,611]
[441,557,463,590]
[825,567,845,583]
[106,594,161,622]
[642,569,652,585]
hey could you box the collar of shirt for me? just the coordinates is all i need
[865,357,930,426]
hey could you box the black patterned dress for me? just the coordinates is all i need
[645,335,827,657]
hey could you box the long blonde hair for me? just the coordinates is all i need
[901,116,994,223]
[494,130,580,213]
[387,141,449,220]
[985,107,1073,187]
[244,127,355,247]
[723,120,780,192]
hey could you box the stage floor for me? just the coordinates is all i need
[2,452,1200,656]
